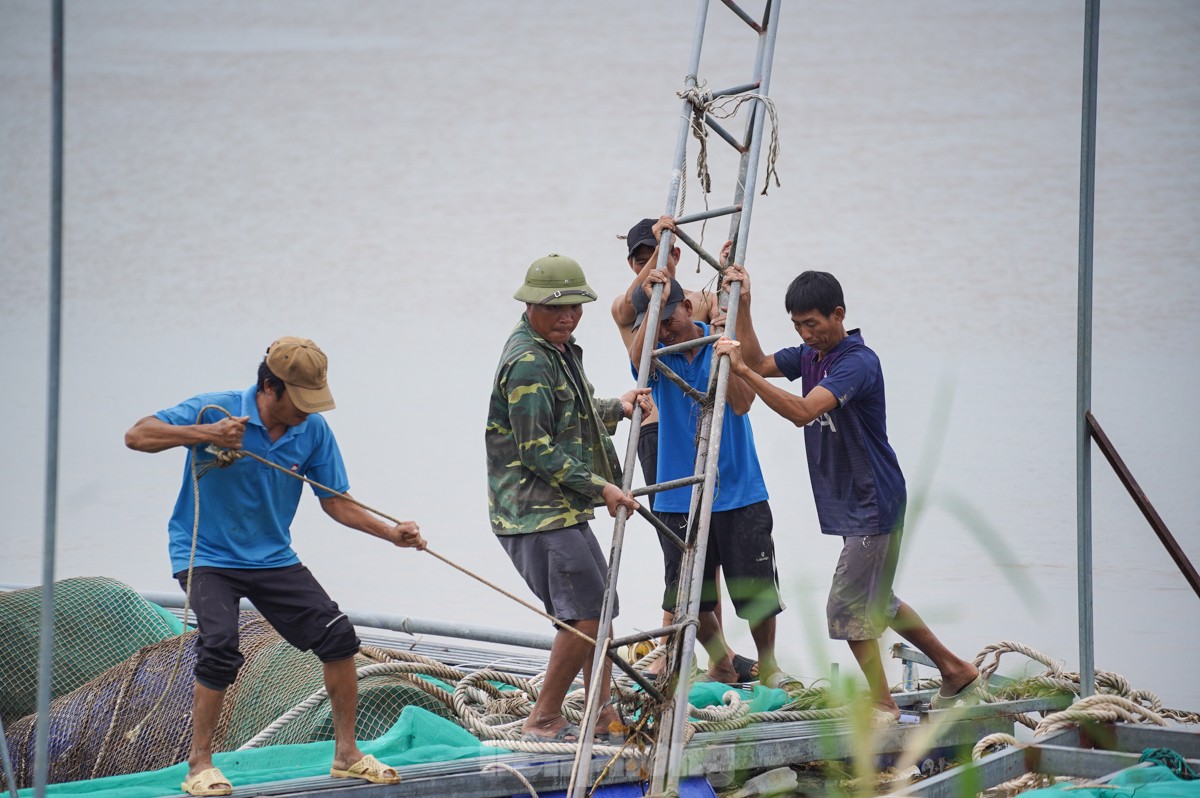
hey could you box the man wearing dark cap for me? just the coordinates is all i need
[126,337,425,796]
[627,272,800,691]
[613,217,757,682]
[487,254,650,744]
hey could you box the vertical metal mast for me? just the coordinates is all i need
[1075,0,1101,701]
[567,2,782,795]
[34,2,66,797]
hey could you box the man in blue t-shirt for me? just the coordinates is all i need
[714,267,982,723]
[125,337,426,796]
[628,271,797,690]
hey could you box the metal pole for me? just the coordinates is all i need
[655,285,743,792]
[1076,0,1100,701]
[729,0,781,265]
[135,590,558,650]
[35,1,66,795]
[565,4,712,796]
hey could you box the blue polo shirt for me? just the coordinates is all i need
[155,386,350,573]
[773,330,906,536]
[635,322,769,513]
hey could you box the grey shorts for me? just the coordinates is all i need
[826,532,902,641]
[498,523,618,625]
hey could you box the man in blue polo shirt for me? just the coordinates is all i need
[715,267,982,724]
[628,271,796,690]
[125,337,426,796]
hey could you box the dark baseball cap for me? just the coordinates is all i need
[625,218,657,258]
[631,279,686,331]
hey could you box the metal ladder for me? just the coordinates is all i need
[567,1,783,795]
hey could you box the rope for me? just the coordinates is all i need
[194,404,597,647]
[125,403,226,742]
[481,762,540,798]
[676,80,782,205]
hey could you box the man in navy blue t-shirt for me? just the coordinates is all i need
[715,267,981,723]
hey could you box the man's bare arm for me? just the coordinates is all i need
[124,415,248,453]
[319,495,426,550]
[716,339,837,426]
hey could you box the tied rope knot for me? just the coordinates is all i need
[203,444,244,469]
[675,79,782,209]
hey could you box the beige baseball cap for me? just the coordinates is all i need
[265,337,335,413]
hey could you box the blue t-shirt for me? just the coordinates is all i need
[635,322,769,513]
[155,386,350,573]
[773,330,906,536]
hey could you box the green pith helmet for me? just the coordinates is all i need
[513,254,598,305]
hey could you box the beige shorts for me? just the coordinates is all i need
[826,532,902,641]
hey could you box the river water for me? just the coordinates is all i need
[2,1,1197,712]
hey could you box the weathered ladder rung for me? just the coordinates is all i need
[609,623,690,650]
[633,474,706,496]
[670,226,726,272]
[652,333,722,358]
[652,361,707,403]
[633,504,688,552]
[720,0,765,32]
[703,115,747,152]
[603,648,666,702]
[675,204,741,226]
[710,80,762,99]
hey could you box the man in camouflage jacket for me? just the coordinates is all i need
[486,253,649,744]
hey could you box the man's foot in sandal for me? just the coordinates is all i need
[520,721,581,744]
[760,670,805,694]
[732,653,759,684]
[330,754,400,785]
[181,766,232,797]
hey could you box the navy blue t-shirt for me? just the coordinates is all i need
[773,330,905,535]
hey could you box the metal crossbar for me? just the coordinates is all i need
[565,1,783,795]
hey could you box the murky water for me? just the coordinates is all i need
[2,1,1197,711]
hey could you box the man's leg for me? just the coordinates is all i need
[890,601,979,695]
[523,620,594,738]
[847,639,900,718]
[187,683,229,781]
[325,657,368,771]
[244,566,370,769]
[178,568,243,785]
[697,610,737,682]
[748,614,779,680]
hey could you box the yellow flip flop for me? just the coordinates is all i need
[330,754,401,785]
[181,766,232,796]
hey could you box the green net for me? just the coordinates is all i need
[1,579,456,790]
[0,577,183,725]
[11,705,506,798]
[1020,762,1200,798]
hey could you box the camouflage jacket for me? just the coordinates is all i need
[486,315,625,535]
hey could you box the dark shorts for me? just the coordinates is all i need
[637,422,659,511]
[498,523,617,625]
[656,500,783,623]
[175,563,360,690]
[826,531,903,641]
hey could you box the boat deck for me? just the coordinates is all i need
[150,619,1065,798]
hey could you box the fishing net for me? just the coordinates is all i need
[0,577,184,725]
[1,581,455,789]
